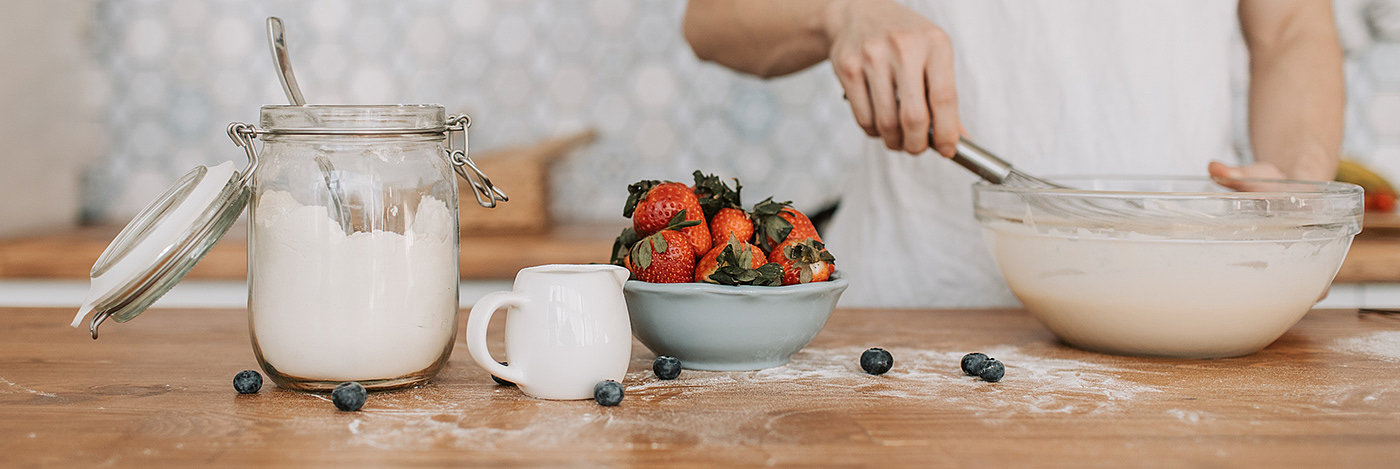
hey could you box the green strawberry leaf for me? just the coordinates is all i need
[693,171,744,219]
[754,263,784,286]
[652,233,667,254]
[708,269,737,285]
[623,180,662,218]
[716,242,741,267]
[610,227,640,266]
[663,209,702,231]
[750,197,792,216]
[632,237,654,269]
[706,252,784,286]
[751,197,794,251]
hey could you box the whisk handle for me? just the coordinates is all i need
[951,138,1013,184]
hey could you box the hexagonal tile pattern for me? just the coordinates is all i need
[85,0,875,222]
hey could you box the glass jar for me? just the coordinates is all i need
[72,104,504,392]
[237,105,495,391]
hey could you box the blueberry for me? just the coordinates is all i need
[233,370,262,394]
[961,352,990,376]
[978,359,1005,382]
[594,380,624,406]
[860,347,893,375]
[331,382,367,411]
[491,361,515,386]
[653,356,682,380]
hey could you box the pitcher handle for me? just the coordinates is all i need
[466,291,528,386]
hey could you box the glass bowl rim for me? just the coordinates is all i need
[973,174,1362,200]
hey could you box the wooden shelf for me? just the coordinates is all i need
[0,223,618,280]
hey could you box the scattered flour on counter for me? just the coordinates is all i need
[1330,331,1400,362]
[627,346,1163,416]
[1164,408,1216,425]
[314,345,1165,452]
[0,377,58,398]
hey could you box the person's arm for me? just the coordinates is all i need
[682,0,834,78]
[1210,0,1344,186]
[683,0,962,157]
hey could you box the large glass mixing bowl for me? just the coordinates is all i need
[974,176,1363,358]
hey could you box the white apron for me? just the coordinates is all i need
[824,0,1241,308]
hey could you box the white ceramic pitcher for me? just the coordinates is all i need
[466,264,633,400]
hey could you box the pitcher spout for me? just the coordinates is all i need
[608,265,631,287]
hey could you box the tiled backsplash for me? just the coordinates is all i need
[85,0,1397,224]
[84,0,861,224]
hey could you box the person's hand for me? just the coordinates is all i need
[824,0,962,158]
[1209,160,1336,302]
[1207,161,1288,191]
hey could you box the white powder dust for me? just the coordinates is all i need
[629,346,1163,416]
[1330,331,1400,362]
[313,345,1164,451]
[0,377,58,398]
[1164,408,1216,425]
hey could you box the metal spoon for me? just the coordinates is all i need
[267,17,306,105]
[266,17,353,233]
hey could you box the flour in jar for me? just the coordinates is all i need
[250,190,457,381]
[983,221,1351,357]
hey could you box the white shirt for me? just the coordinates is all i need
[824,0,1241,308]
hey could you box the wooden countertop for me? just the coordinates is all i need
[2,306,1398,467]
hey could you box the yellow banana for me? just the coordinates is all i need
[1336,159,1396,195]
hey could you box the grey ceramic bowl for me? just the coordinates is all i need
[624,275,848,371]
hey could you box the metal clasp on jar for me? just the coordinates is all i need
[446,114,509,208]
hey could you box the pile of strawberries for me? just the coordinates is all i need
[610,171,836,286]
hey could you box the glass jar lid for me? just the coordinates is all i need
[70,160,252,338]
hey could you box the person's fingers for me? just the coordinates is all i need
[832,55,877,137]
[894,50,931,154]
[1207,161,1240,179]
[864,57,903,151]
[1209,161,1287,192]
[925,32,960,159]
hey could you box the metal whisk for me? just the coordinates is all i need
[953,138,1150,222]
[952,138,1070,190]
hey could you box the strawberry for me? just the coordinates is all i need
[695,235,782,286]
[752,197,822,252]
[691,171,753,250]
[768,238,836,285]
[626,212,701,283]
[708,207,754,251]
[692,170,743,219]
[625,180,711,256]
